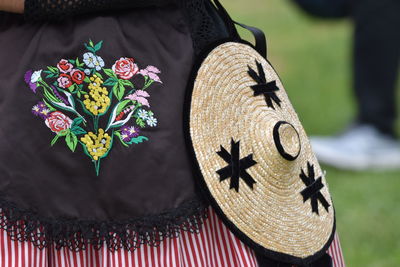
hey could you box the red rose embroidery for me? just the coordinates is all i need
[57,74,73,88]
[71,69,86,85]
[57,59,73,73]
[45,111,73,133]
[112,57,139,80]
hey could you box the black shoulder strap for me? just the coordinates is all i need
[211,0,267,58]
[235,21,267,59]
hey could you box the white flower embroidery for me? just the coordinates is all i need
[32,105,40,113]
[83,53,105,71]
[146,116,157,127]
[95,56,105,71]
[137,109,149,120]
[83,52,96,68]
[30,70,42,83]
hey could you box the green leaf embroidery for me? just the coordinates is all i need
[126,136,148,145]
[89,39,94,47]
[51,129,70,146]
[72,117,84,127]
[84,76,91,83]
[103,78,118,87]
[42,99,56,112]
[75,57,84,67]
[47,66,59,74]
[113,82,125,101]
[68,84,77,93]
[94,41,103,52]
[65,132,78,152]
[94,72,104,79]
[119,79,134,88]
[116,100,131,115]
[136,118,146,128]
[71,126,86,136]
[43,87,60,103]
[84,44,96,53]
[103,68,117,79]
[50,135,61,146]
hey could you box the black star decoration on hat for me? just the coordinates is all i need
[248,60,281,109]
[299,162,330,215]
[216,139,257,192]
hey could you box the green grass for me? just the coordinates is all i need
[224,0,400,266]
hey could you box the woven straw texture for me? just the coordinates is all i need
[189,42,334,258]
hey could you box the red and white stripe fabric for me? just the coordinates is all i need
[0,208,344,267]
[327,232,345,267]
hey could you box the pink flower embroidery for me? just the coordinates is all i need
[57,74,73,88]
[112,57,139,80]
[125,90,150,107]
[57,59,74,73]
[139,66,162,83]
[45,111,73,133]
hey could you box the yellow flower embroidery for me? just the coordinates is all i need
[80,128,112,161]
[83,75,111,115]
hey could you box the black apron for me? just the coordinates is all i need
[0,1,228,251]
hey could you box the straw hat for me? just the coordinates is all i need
[185,41,335,264]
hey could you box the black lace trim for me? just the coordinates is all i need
[23,0,230,55]
[180,0,230,54]
[0,197,208,251]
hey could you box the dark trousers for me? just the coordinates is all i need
[353,0,400,136]
[293,0,400,136]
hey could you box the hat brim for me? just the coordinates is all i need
[184,40,335,265]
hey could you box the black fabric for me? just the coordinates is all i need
[0,5,213,251]
[24,0,177,21]
[181,0,230,54]
[23,0,231,56]
[209,0,240,40]
[352,0,400,137]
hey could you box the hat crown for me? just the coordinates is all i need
[188,42,335,262]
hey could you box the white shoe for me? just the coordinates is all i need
[310,124,400,170]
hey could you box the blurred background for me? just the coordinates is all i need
[224,0,400,266]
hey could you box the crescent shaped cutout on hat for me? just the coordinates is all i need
[185,41,335,265]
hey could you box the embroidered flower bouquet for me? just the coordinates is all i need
[25,40,162,175]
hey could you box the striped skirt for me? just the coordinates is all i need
[0,208,345,267]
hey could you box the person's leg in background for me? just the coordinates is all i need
[310,0,400,170]
[353,0,400,137]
